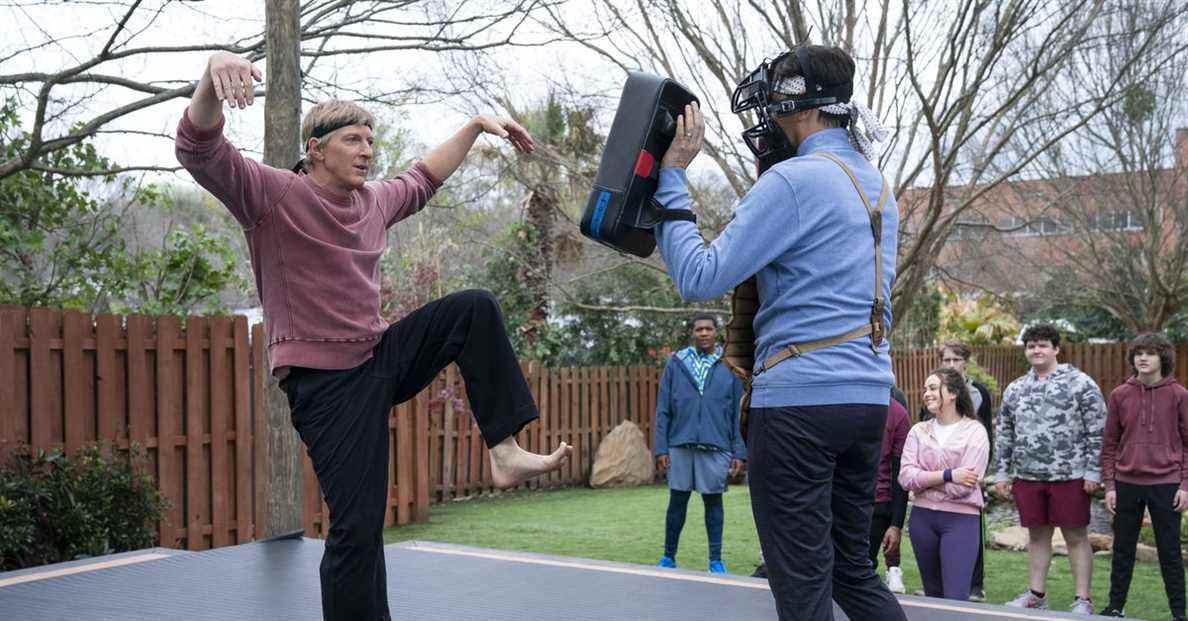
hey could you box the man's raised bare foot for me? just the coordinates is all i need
[489,437,571,489]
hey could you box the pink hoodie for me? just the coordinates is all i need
[898,417,989,516]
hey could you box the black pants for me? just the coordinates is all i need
[1107,481,1186,617]
[971,510,985,592]
[869,502,901,572]
[281,290,538,621]
[749,405,907,621]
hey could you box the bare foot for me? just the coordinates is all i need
[489,437,571,489]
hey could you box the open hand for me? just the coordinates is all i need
[208,52,262,109]
[474,115,535,153]
[994,480,1012,498]
[660,102,704,169]
[1105,490,1117,515]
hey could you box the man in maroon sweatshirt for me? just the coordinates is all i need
[869,388,910,593]
[175,52,571,621]
[1099,333,1188,620]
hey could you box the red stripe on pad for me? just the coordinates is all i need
[634,150,655,178]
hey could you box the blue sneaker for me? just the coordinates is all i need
[708,560,727,574]
[656,555,676,568]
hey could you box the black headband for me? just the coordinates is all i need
[290,120,370,173]
[308,120,357,143]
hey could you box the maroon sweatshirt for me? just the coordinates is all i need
[875,396,910,503]
[1101,376,1188,491]
[174,110,441,375]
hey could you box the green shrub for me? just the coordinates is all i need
[0,444,168,571]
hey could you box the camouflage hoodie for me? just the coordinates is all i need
[994,363,1107,483]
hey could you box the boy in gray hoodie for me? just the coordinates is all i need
[994,324,1106,615]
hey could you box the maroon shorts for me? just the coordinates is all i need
[1012,478,1091,528]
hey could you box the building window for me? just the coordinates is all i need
[998,215,1039,237]
[1089,210,1142,232]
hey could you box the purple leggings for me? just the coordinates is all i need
[908,506,981,600]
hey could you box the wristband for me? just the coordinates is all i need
[943,468,953,483]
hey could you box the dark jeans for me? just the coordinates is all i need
[1108,481,1186,617]
[664,490,725,561]
[908,506,980,601]
[281,290,538,621]
[748,405,907,621]
[869,502,901,571]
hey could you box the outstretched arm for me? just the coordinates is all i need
[176,53,281,229]
[187,52,262,130]
[419,115,535,183]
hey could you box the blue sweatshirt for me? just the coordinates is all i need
[653,348,747,459]
[655,128,897,408]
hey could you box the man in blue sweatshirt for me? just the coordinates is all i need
[655,45,904,620]
[654,313,746,574]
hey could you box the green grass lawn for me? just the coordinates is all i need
[385,484,1179,620]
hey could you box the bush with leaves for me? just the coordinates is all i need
[937,286,1021,346]
[0,445,168,571]
[0,101,245,314]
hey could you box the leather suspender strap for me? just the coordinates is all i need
[817,151,890,354]
[753,324,874,377]
[753,152,890,377]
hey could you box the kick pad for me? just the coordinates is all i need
[580,72,698,257]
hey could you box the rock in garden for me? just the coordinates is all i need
[989,526,1029,552]
[1088,533,1113,552]
[1136,543,1160,564]
[589,421,655,488]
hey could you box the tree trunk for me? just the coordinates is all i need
[264,0,302,169]
[260,0,304,538]
[520,188,555,349]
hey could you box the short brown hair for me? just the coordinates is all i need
[940,340,972,361]
[299,100,374,171]
[1022,324,1061,348]
[1128,333,1176,378]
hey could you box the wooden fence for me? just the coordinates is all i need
[4,305,1187,547]
[0,306,259,551]
[0,307,663,545]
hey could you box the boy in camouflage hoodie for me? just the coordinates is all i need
[993,324,1106,615]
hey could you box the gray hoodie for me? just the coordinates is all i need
[994,363,1107,483]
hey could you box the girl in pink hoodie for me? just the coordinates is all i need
[1099,333,1188,620]
[899,367,990,601]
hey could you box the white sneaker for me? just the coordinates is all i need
[886,566,906,594]
[1005,590,1048,609]
[1069,598,1094,615]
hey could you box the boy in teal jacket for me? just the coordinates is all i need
[654,313,746,573]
